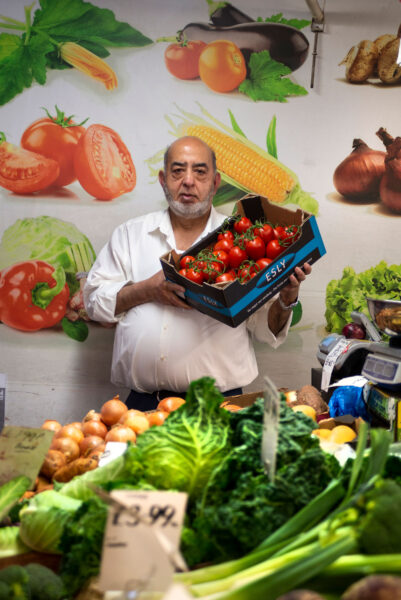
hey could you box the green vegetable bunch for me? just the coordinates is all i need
[0,563,67,600]
[325,260,401,333]
[175,426,401,600]
[182,398,340,566]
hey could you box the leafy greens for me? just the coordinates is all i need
[0,0,153,105]
[122,377,231,501]
[325,260,401,333]
[239,51,308,103]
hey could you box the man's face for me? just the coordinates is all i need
[159,137,220,219]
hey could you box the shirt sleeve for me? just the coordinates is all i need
[246,295,292,348]
[83,224,133,323]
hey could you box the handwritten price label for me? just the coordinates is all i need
[99,490,188,593]
[0,426,54,485]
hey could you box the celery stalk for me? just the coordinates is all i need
[175,538,293,587]
[211,530,357,600]
[190,542,318,597]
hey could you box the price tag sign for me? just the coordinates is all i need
[321,337,350,392]
[261,375,280,482]
[0,426,54,485]
[98,490,188,593]
[163,583,194,599]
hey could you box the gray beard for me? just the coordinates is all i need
[163,184,214,218]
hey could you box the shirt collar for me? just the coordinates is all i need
[150,206,227,247]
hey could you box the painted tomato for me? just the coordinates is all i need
[21,108,86,187]
[198,40,247,93]
[0,139,59,194]
[164,40,206,79]
[73,124,136,201]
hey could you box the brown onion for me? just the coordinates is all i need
[41,419,62,433]
[101,396,128,426]
[105,425,136,443]
[379,171,401,212]
[333,139,386,199]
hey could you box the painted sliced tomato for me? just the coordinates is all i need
[0,140,59,194]
[73,124,136,201]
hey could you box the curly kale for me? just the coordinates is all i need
[182,398,341,565]
[58,496,108,596]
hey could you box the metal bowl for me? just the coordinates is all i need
[366,297,401,337]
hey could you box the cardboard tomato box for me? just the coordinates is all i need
[160,195,326,327]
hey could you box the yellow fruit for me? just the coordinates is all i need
[292,405,317,421]
[330,425,357,444]
[312,428,332,440]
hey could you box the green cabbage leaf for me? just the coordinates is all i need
[19,490,82,554]
[0,216,96,294]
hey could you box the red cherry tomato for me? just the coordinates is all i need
[254,223,275,245]
[245,236,265,261]
[237,263,258,283]
[212,250,230,270]
[179,255,195,269]
[234,217,252,234]
[228,245,248,269]
[255,257,273,271]
[265,239,284,260]
[217,230,234,242]
[164,40,206,79]
[185,268,204,284]
[203,261,224,282]
[214,238,234,252]
[215,271,236,283]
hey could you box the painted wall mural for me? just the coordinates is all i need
[0,0,400,426]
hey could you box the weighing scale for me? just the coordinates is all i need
[317,303,401,391]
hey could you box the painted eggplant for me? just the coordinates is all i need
[178,22,309,72]
[208,2,253,27]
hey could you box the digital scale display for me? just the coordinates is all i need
[362,354,401,384]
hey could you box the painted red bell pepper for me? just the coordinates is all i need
[0,260,69,331]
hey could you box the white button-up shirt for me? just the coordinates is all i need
[84,207,291,393]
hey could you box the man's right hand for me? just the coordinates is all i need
[115,270,191,315]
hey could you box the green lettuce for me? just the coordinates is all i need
[122,377,232,501]
[325,261,401,333]
[0,216,96,294]
[19,490,82,554]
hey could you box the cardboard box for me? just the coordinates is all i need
[160,195,326,327]
[363,382,401,441]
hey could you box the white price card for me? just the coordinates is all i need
[321,337,350,392]
[163,583,194,600]
[0,426,54,485]
[98,490,188,594]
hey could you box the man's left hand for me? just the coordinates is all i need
[279,262,312,307]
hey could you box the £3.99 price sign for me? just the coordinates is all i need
[98,490,188,594]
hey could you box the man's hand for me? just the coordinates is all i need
[279,263,312,307]
[268,262,312,335]
[148,271,191,309]
[115,270,191,315]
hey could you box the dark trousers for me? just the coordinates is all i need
[126,387,243,411]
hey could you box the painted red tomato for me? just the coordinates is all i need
[164,40,206,79]
[73,125,136,201]
[21,111,86,187]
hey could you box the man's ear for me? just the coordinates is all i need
[158,170,166,187]
[213,171,221,193]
